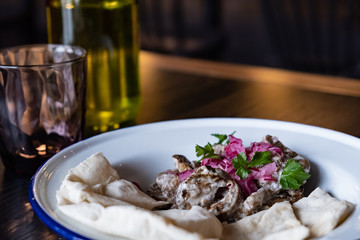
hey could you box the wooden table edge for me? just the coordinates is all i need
[140,51,360,97]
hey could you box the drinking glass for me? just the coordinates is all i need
[0,44,87,177]
[46,0,141,137]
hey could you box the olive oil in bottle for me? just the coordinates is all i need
[46,0,141,136]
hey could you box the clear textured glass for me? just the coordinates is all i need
[0,44,87,177]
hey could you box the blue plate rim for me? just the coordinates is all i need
[29,175,91,240]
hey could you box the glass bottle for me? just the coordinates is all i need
[46,0,141,137]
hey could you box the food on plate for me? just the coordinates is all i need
[56,152,168,210]
[292,187,355,238]
[221,201,310,240]
[221,187,354,240]
[148,134,311,221]
[56,152,223,240]
[56,134,355,240]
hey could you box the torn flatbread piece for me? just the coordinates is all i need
[57,152,167,210]
[292,187,355,238]
[58,201,218,240]
[56,152,222,240]
[155,206,223,239]
[221,201,310,240]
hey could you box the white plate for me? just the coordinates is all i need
[30,118,360,240]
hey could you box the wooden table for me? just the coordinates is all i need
[1,51,360,239]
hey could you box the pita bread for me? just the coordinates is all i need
[57,152,168,209]
[56,152,222,240]
[221,201,310,240]
[58,202,212,240]
[292,187,354,238]
[155,206,223,239]
[263,225,310,240]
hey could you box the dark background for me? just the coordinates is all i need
[2,0,360,78]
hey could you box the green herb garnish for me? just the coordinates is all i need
[195,142,220,160]
[232,151,272,179]
[280,159,311,190]
[232,152,252,179]
[211,131,236,144]
[211,133,228,144]
[248,151,273,167]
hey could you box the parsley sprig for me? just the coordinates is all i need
[232,151,272,179]
[211,132,235,144]
[280,159,311,190]
[195,142,220,160]
[196,132,235,160]
[211,133,228,144]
